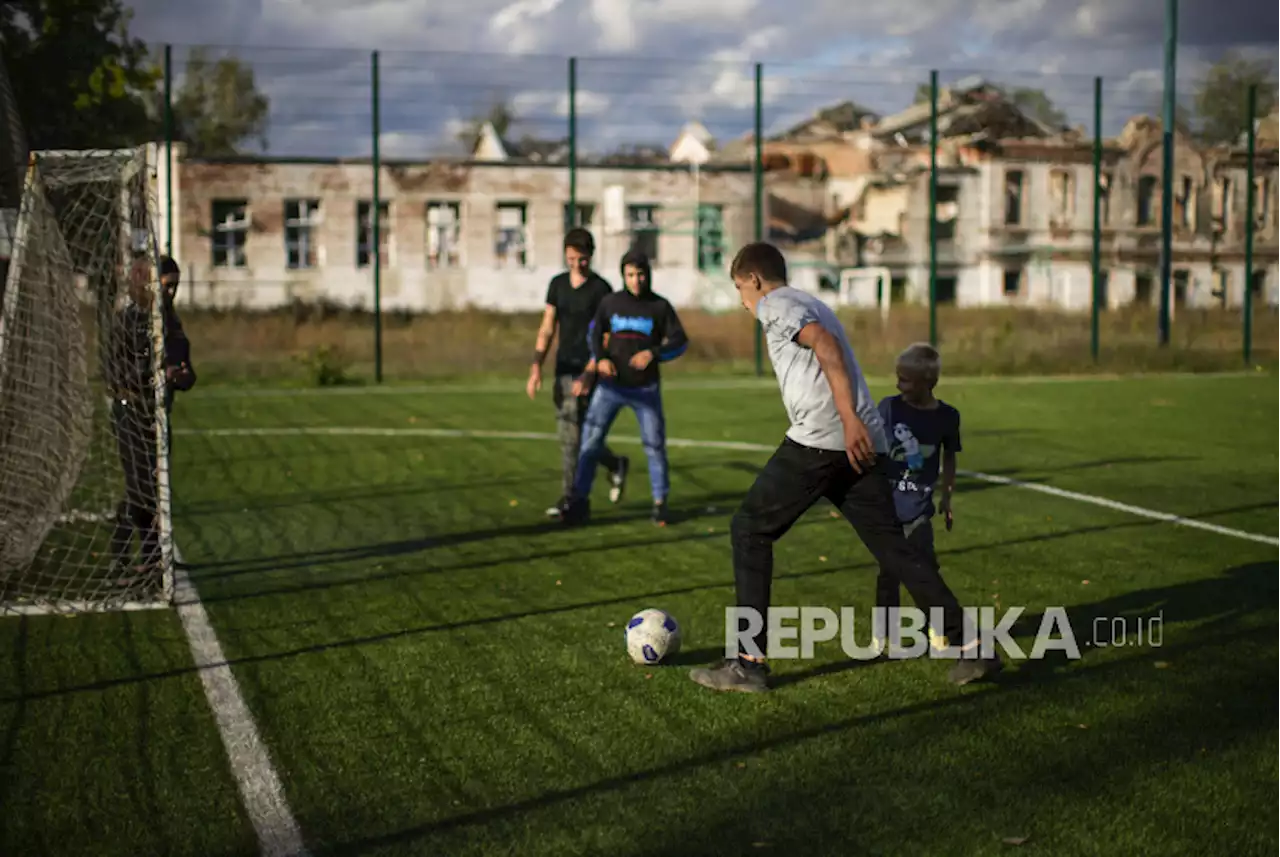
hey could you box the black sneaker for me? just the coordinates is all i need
[545,496,571,520]
[948,652,1004,686]
[651,500,668,527]
[609,457,630,504]
[690,658,770,693]
[561,497,591,526]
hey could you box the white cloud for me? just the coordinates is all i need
[124,0,1277,157]
[488,0,566,54]
[511,89,611,120]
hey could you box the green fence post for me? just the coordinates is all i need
[1091,76,1103,363]
[1243,82,1258,365]
[928,69,938,348]
[1158,0,1178,346]
[753,62,764,377]
[163,44,173,256]
[371,50,382,384]
[568,57,577,229]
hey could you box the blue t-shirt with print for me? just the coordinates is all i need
[877,395,962,524]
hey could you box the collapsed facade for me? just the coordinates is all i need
[146,77,1277,314]
[725,77,1279,311]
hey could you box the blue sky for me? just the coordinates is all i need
[121,0,1278,159]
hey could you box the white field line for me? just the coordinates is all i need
[172,543,311,857]
[193,370,1265,399]
[181,426,1279,547]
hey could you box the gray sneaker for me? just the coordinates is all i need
[948,653,1003,686]
[689,658,770,693]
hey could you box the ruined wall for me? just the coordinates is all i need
[174,158,753,312]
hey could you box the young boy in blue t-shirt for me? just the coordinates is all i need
[876,342,963,654]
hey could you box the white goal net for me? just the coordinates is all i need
[0,147,173,615]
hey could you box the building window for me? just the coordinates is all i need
[1095,270,1110,308]
[563,203,596,235]
[1002,268,1022,297]
[697,204,724,271]
[357,200,389,268]
[1213,268,1231,307]
[495,201,527,267]
[1134,273,1153,304]
[1099,172,1112,225]
[935,185,959,241]
[628,204,659,263]
[426,201,461,269]
[1255,176,1271,230]
[1137,176,1157,226]
[1175,175,1194,229]
[1212,176,1232,233]
[1049,169,1074,225]
[1003,170,1023,226]
[211,199,248,268]
[284,199,320,269]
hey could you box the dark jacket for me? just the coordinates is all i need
[588,249,688,388]
[108,257,196,411]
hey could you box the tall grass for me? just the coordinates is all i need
[173,303,1278,386]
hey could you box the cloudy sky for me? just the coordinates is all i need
[122,0,1277,159]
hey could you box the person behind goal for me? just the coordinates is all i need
[107,254,196,586]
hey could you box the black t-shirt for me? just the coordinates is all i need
[546,271,613,376]
[589,289,688,388]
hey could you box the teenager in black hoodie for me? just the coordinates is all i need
[563,248,688,526]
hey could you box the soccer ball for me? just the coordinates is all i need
[625,608,682,665]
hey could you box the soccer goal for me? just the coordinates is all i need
[0,146,173,616]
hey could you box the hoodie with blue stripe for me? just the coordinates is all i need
[587,249,688,388]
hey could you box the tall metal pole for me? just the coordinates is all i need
[928,69,939,347]
[163,44,173,256]
[1091,76,1103,363]
[1158,0,1178,346]
[371,51,382,384]
[568,57,577,230]
[1243,83,1258,365]
[753,62,764,376]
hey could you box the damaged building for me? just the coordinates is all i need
[733,77,1278,311]
[149,78,1277,314]
[159,120,754,313]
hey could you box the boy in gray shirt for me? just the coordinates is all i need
[689,242,999,693]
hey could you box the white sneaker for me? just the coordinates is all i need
[608,457,630,504]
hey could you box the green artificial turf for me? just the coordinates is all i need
[2,373,1277,856]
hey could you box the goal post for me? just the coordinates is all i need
[0,146,174,616]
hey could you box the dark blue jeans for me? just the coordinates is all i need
[573,380,668,503]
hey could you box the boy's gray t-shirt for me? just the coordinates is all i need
[756,286,888,454]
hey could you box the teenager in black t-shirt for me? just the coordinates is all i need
[526,228,626,518]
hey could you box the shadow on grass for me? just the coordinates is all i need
[6,506,1271,706]
[313,592,1275,856]
[1000,559,1278,686]
[187,489,752,581]
[191,501,1272,610]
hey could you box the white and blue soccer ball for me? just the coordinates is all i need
[625,608,682,665]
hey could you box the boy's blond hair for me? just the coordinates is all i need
[896,342,941,380]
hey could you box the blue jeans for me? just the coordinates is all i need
[573,381,668,503]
